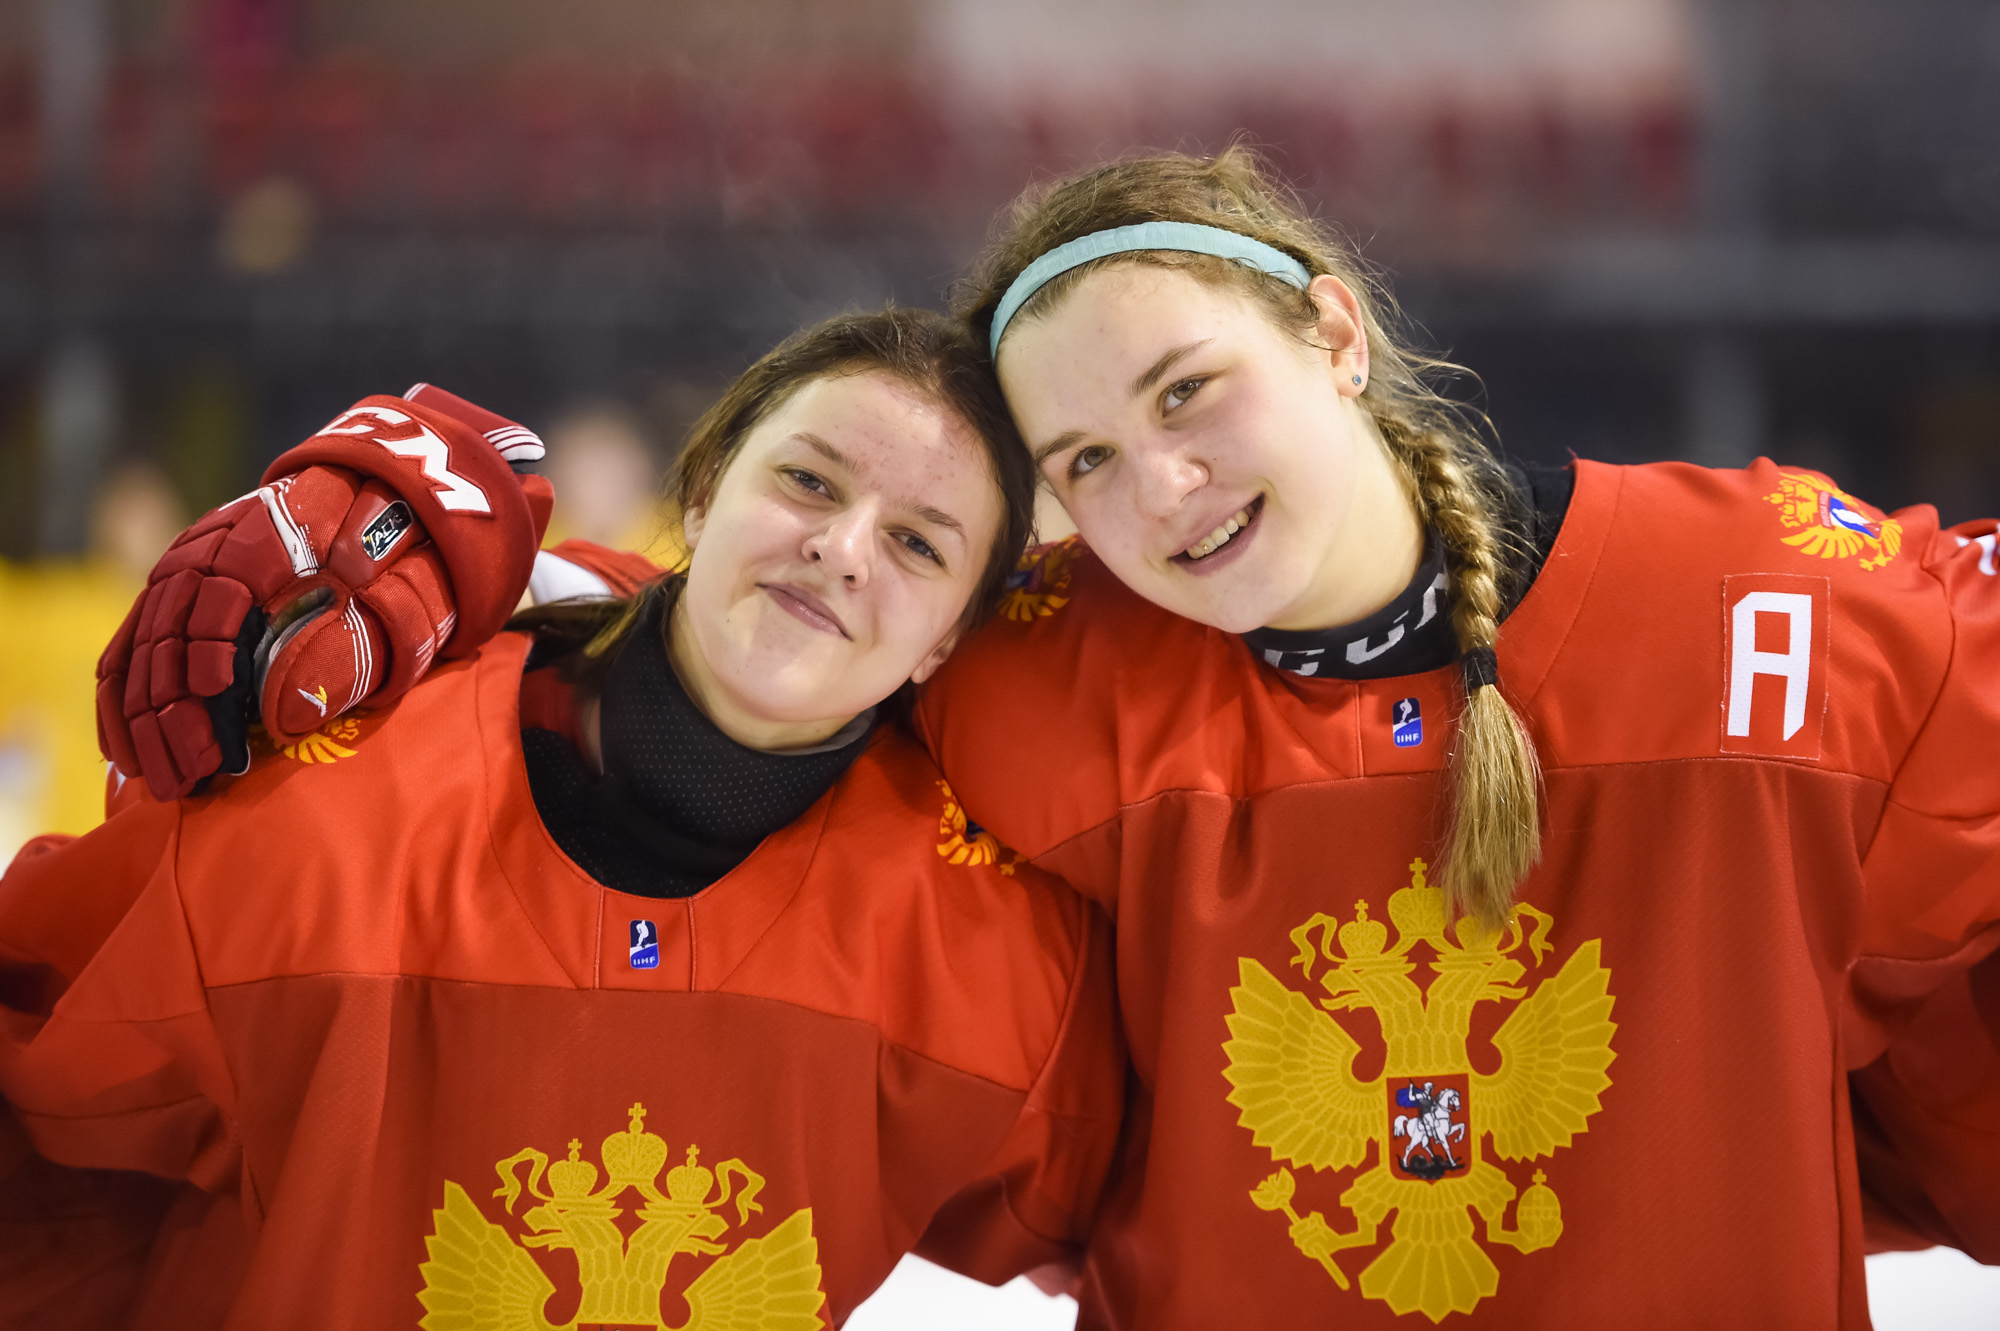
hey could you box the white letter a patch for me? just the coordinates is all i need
[1720,574,1829,761]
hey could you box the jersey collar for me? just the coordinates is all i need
[1241,536,1454,680]
[474,633,832,991]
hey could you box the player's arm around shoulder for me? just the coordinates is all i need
[993,861,1123,1234]
[530,539,669,603]
[909,881,1123,1285]
[832,731,1128,1279]
[916,536,1188,861]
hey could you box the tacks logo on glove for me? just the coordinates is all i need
[360,501,415,561]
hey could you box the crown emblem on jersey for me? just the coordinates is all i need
[666,1145,716,1204]
[546,1139,598,1199]
[1338,900,1388,958]
[935,780,1019,875]
[1222,858,1617,1322]
[416,1102,825,1330]
[998,536,1079,622]
[1765,470,1903,571]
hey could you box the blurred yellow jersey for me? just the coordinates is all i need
[540,500,686,573]
[0,561,138,859]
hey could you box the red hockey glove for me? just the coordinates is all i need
[96,384,554,800]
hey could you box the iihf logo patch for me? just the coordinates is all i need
[628,920,659,970]
[1392,697,1423,748]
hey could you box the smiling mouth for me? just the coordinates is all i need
[761,583,850,639]
[1173,495,1265,565]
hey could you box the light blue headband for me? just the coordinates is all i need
[988,221,1313,358]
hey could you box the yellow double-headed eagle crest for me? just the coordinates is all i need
[1222,859,1616,1322]
[1764,470,1902,571]
[417,1103,825,1331]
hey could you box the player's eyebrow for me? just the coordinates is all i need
[798,433,856,472]
[910,503,963,534]
[1130,339,1211,399]
[1032,430,1085,468]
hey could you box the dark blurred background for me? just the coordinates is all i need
[8,0,1994,835]
[6,0,1999,559]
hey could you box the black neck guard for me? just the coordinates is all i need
[524,587,874,898]
[1241,536,1454,680]
[1238,462,1575,682]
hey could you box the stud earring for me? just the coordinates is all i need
[1352,375,1363,386]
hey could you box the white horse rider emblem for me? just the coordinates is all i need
[1391,1079,1469,1182]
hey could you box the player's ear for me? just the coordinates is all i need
[909,625,964,685]
[1308,273,1370,396]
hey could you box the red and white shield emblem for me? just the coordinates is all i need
[1389,1074,1472,1183]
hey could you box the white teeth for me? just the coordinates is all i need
[1184,506,1255,560]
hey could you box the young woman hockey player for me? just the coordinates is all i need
[0,309,1119,1330]
[912,148,2000,1328]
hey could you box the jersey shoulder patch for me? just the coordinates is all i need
[1760,467,1904,573]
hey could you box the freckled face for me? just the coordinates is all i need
[997,264,1378,634]
[677,371,1004,737]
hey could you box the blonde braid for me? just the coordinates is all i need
[1384,419,1543,929]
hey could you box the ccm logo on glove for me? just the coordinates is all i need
[316,405,492,514]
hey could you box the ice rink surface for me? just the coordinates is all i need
[847,1259,1078,1331]
[847,1248,2000,1328]
[1866,1248,2000,1329]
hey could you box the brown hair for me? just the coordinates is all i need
[955,146,1541,928]
[514,306,1038,681]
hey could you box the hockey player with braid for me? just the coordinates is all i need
[919,150,2000,1326]
[0,310,1119,1329]
[52,149,2000,1326]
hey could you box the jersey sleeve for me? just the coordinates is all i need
[0,804,238,1325]
[1,798,180,1013]
[911,891,1124,1285]
[529,541,666,603]
[1846,516,2000,1260]
[912,541,1138,883]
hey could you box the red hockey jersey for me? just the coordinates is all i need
[0,633,1121,1329]
[917,458,2000,1329]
